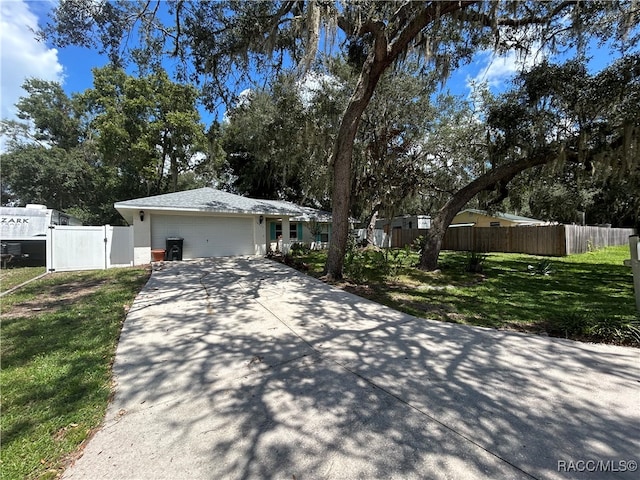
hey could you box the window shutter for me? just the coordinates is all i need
[270,222,276,240]
[297,223,303,240]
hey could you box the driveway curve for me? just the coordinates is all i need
[64,257,639,480]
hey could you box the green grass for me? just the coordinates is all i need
[0,266,47,293]
[291,246,638,345]
[0,267,150,480]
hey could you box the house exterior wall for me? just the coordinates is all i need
[268,220,302,242]
[253,216,267,256]
[151,213,254,259]
[375,215,430,230]
[303,222,331,246]
[281,217,290,254]
[452,211,518,227]
[133,213,151,265]
[133,211,272,264]
[116,188,334,261]
[267,220,331,250]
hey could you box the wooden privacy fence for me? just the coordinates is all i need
[562,225,636,254]
[393,225,635,256]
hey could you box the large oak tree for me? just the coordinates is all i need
[419,54,640,269]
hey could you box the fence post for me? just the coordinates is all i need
[104,225,110,269]
[562,225,570,255]
[626,235,640,312]
[46,225,54,272]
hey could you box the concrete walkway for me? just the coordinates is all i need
[64,257,639,480]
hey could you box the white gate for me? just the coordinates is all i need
[46,225,133,272]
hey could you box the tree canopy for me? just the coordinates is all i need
[419,53,640,269]
[220,73,321,203]
[1,67,217,223]
[220,57,442,220]
[82,65,211,195]
[43,1,640,275]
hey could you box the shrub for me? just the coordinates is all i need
[527,258,553,275]
[587,314,640,345]
[344,250,367,283]
[546,310,640,345]
[412,235,426,253]
[344,233,367,283]
[343,234,412,283]
[466,251,487,273]
[547,310,590,337]
[290,242,310,256]
[386,247,411,280]
[370,250,390,276]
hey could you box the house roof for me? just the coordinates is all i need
[458,209,544,224]
[114,187,331,223]
[289,205,333,223]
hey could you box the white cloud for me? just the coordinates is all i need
[0,0,64,123]
[236,88,254,106]
[467,47,545,92]
[297,71,342,107]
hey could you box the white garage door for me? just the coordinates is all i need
[151,214,254,259]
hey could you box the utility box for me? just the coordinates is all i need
[165,237,184,261]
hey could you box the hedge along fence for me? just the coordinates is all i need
[440,225,636,256]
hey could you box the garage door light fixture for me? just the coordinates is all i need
[139,210,145,222]
[259,215,264,224]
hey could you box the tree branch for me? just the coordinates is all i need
[464,0,578,29]
[388,1,477,60]
[173,1,182,56]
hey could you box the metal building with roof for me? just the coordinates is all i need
[451,209,546,228]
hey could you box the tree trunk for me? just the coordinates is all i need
[170,153,179,192]
[419,152,555,270]
[325,134,354,278]
[365,208,380,246]
[156,130,169,193]
[420,202,466,270]
[324,1,474,279]
[324,60,390,279]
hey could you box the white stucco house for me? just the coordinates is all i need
[114,187,332,265]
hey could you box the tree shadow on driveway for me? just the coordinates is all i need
[64,257,640,480]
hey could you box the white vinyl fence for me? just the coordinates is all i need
[46,225,133,272]
[626,235,640,312]
[355,228,388,247]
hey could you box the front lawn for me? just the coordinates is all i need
[0,267,150,480]
[288,245,638,345]
[0,266,47,293]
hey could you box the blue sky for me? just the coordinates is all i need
[0,0,634,130]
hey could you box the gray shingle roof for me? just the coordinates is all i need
[115,187,330,219]
[290,205,333,223]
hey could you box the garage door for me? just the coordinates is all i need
[151,214,254,258]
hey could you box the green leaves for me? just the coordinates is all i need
[221,71,331,203]
[484,54,640,225]
[1,64,215,222]
[81,65,210,194]
[1,146,83,210]
[13,79,83,150]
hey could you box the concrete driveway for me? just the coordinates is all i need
[64,257,639,480]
